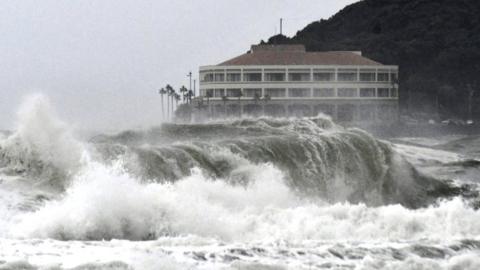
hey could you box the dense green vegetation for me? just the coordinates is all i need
[265,0,480,120]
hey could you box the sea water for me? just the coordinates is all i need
[0,95,479,269]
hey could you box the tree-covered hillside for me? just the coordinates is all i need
[265,0,480,120]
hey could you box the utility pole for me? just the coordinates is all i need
[187,71,192,98]
[193,79,196,97]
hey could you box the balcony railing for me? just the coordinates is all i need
[200,87,398,99]
[200,68,397,84]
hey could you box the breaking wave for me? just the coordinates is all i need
[11,163,480,242]
[0,94,86,188]
[92,119,460,208]
[0,94,474,244]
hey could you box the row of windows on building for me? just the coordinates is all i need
[208,103,397,122]
[201,87,398,98]
[200,69,397,83]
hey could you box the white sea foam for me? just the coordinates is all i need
[358,251,480,270]
[0,94,86,182]
[11,161,300,241]
[393,143,462,165]
[10,156,480,244]
[2,94,480,269]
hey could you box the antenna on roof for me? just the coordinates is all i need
[280,18,283,35]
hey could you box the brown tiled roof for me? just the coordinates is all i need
[218,45,383,66]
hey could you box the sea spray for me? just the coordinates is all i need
[11,160,480,243]
[0,94,87,187]
[1,97,460,206]
[1,94,480,269]
[92,120,458,208]
[12,162,300,241]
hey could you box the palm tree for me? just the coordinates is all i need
[179,86,188,103]
[174,93,181,113]
[166,91,170,119]
[222,95,229,116]
[165,84,174,120]
[187,90,194,104]
[170,88,176,115]
[158,88,167,119]
[174,93,181,118]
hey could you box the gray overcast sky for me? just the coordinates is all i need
[0,0,357,131]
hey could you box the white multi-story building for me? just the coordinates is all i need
[196,44,399,123]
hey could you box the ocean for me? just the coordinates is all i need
[1,95,479,269]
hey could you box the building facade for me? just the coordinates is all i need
[196,44,399,123]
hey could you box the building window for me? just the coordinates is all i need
[265,73,286,82]
[214,89,224,97]
[337,88,357,97]
[288,71,311,81]
[201,73,214,82]
[288,88,310,97]
[359,72,376,82]
[359,105,375,121]
[377,88,390,97]
[377,72,389,82]
[360,88,376,97]
[244,73,262,82]
[313,70,335,81]
[337,104,355,122]
[265,88,286,98]
[338,69,357,81]
[203,89,214,97]
[391,72,398,82]
[214,73,225,82]
[244,88,262,97]
[226,73,241,82]
[313,88,335,97]
[391,88,398,97]
[226,88,241,97]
